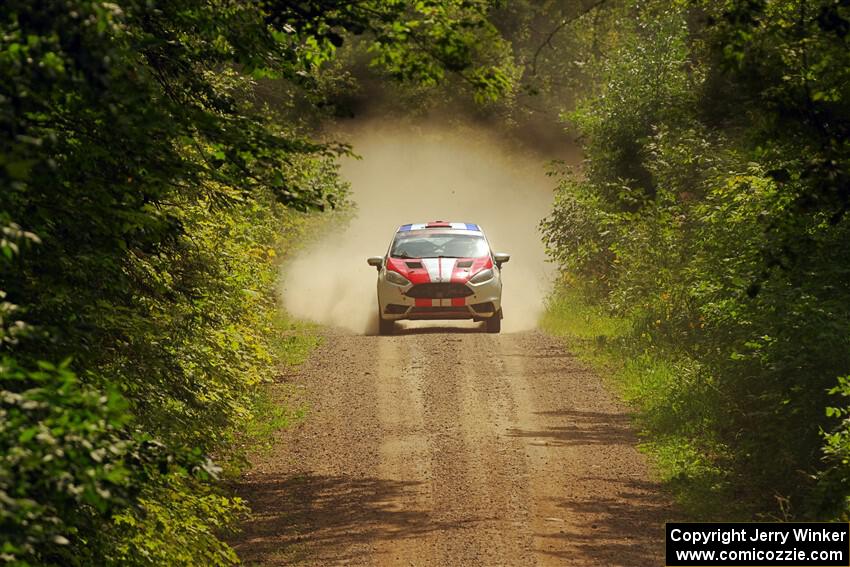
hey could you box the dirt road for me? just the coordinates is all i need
[233,327,674,566]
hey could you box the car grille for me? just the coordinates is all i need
[410,306,469,314]
[405,283,473,299]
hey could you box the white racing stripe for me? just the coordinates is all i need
[420,258,459,310]
[421,257,457,283]
[422,258,440,282]
[439,258,456,283]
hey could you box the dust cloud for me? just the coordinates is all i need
[281,120,572,334]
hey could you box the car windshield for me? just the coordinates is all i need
[391,233,489,259]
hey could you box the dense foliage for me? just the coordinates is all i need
[0,1,514,564]
[541,0,850,519]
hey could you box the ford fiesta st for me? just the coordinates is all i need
[367,221,510,335]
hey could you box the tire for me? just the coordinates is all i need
[485,310,502,334]
[378,312,395,336]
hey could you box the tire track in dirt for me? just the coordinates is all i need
[498,333,673,565]
[233,329,675,566]
[372,337,435,565]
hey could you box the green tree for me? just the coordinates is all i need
[541,0,850,519]
[1,1,516,563]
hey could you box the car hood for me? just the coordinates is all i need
[386,256,493,284]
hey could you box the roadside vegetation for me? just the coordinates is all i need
[539,0,850,521]
[0,1,515,565]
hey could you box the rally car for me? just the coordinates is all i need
[367,221,510,335]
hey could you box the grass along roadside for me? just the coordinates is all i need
[541,284,748,521]
[227,209,335,466]
[238,314,320,460]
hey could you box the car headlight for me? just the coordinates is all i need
[385,270,411,286]
[469,268,494,284]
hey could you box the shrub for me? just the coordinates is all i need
[542,0,850,518]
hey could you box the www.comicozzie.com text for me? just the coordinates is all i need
[669,527,848,546]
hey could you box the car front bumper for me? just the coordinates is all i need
[377,274,502,321]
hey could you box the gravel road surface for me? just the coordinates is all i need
[233,327,674,566]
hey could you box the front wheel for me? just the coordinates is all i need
[378,311,395,336]
[485,310,502,334]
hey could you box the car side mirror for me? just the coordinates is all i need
[367,256,384,270]
[493,252,510,267]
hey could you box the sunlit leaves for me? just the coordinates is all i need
[543,0,850,519]
[0,1,518,563]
